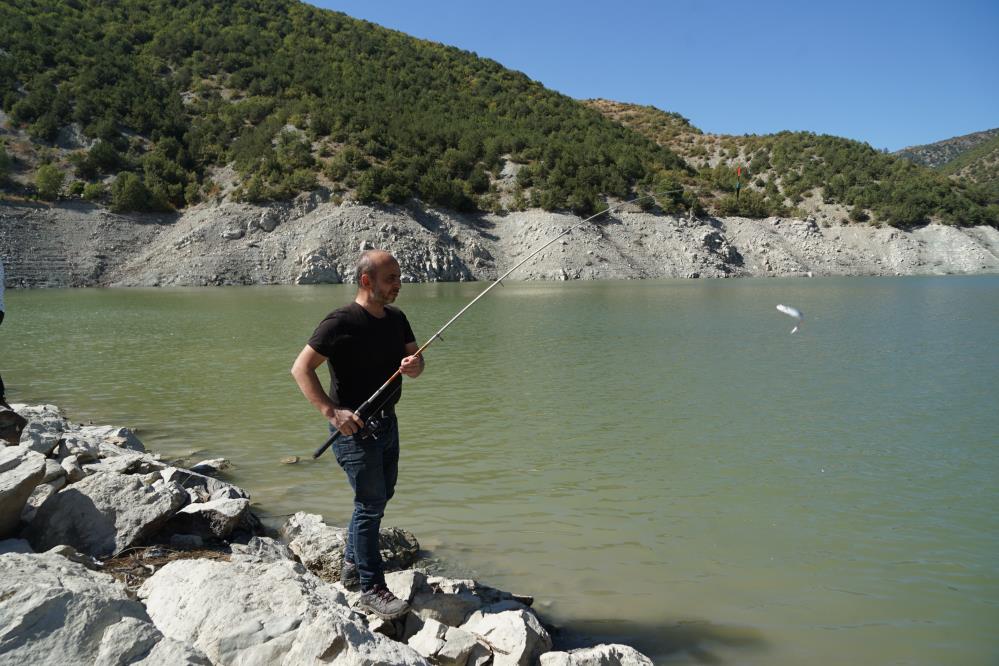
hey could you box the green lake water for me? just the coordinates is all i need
[2,276,997,664]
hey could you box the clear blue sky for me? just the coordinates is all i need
[307,0,998,152]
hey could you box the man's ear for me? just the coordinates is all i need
[359,271,372,289]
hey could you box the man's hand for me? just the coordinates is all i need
[400,354,424,378]
[327,406,365,436]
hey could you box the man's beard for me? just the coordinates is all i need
[376,287,398,304]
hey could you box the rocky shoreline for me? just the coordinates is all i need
[2,197,998,289]
[0,404,654,665]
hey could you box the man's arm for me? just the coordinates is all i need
[400,342,425,378]
[290,344,364,435]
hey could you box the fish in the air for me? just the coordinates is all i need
[776,304,804,334]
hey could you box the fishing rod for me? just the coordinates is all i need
[313,190,673,459]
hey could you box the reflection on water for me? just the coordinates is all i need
[2,276,997,665]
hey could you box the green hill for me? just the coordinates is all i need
[585,101,999,227]
[895,128,999,169]
[0,0,687,216]
[0,1,995,227]
[937,134,999,200]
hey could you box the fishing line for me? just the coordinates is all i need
[312,190,679,459]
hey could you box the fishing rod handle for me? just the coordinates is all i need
[312,430,340,459]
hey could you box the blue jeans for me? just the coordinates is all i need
[331,416,399,590]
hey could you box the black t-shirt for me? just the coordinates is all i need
[307,302,416,412]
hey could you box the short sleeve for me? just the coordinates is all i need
[400,311,416,345]
[307,313,341,358]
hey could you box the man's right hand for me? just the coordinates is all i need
[329,407,366,436]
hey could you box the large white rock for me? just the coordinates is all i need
[386,571,528,629]
[60,454,85,483]
[72,423,146,453]
[57,433,101,463]
[0,447,46,537]
[408,618,480,665]
[166,497,250,539]
[10,404,66,454]
[282,511,420,584]
[461,607,553,666]
[539,643,655,666]
[439,625,482,666]
[138,557,429,665]
[0,552,208,665]
[42,458,65,483]
[93,616,210,665]
[282,511,348,582]
[408,618,448,659]
[81,450,166,476]
[22,471,187,557]
[230,536,297,564]
[160,465,250,500]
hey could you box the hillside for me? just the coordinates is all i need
[895,128,999,168]
[937,134,999,200]
[1,1,996,229]
[584,101,999,227]
[0,0,687,217]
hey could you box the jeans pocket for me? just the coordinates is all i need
[332,437,365,469]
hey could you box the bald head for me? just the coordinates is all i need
[354,250,402,309]
[355,250,398,284]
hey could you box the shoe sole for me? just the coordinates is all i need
[355,600,410,621]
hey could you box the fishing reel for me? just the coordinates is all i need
[356,414,383,440]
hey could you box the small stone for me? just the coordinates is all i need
[281,456,299,465]
[190,458,230,476]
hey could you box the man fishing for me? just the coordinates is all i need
[291,249,425,620]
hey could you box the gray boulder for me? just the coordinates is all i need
[539,644,655,666]
[282,511,419,584]
[22,471,188,557]
[0,447,46,537]
[138,557,428,665]
[189,457,231,476]
[21,478,65,523]
[0,552,208,665]
[60,453,86,483]
[12,404,67,455]
[42,458,66,483]
[281,511,348,582]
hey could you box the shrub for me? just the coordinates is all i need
[35,164,65,200]
[83,182,106,201]
[0,146,11,182]
[111,172,165,212]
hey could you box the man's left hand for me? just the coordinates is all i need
[400,354,424,378]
